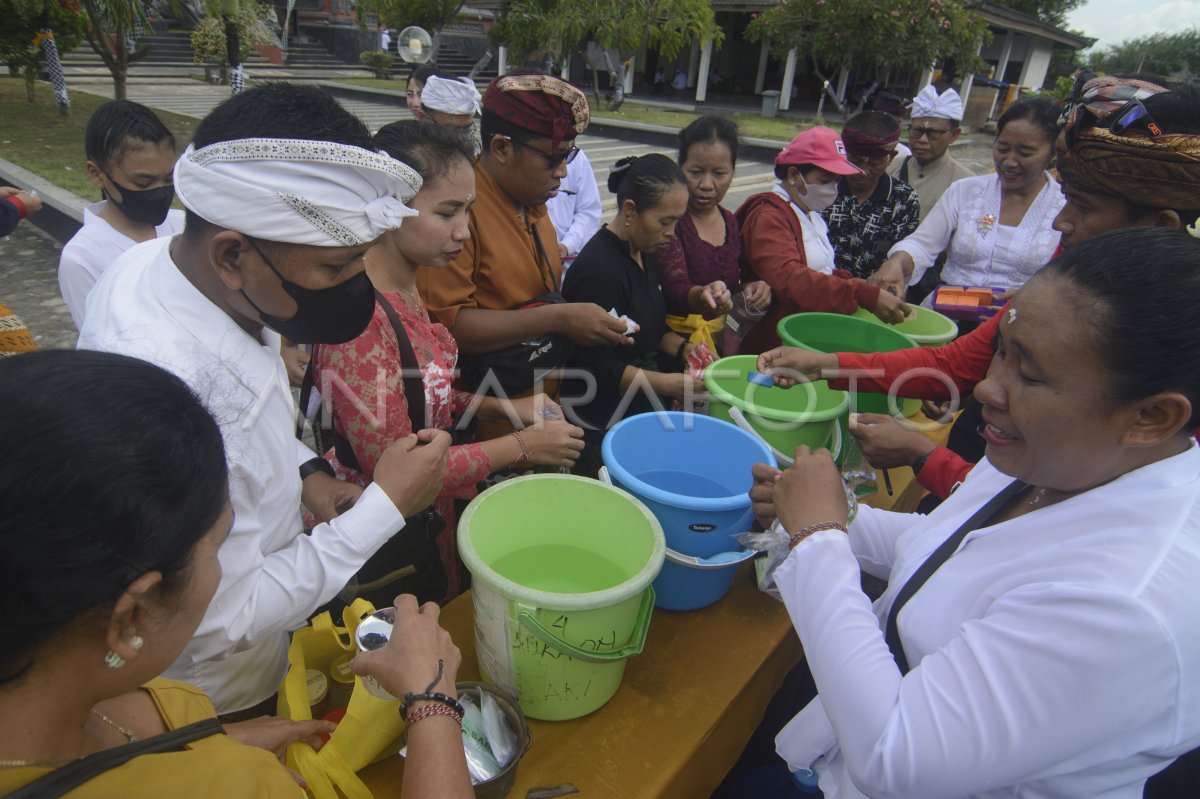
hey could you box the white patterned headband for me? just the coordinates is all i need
[174,138,423,247]
[421,76,482,116]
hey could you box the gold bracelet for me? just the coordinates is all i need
[511,430,530,466]
[788,521,848,549]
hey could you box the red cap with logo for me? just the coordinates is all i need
[775,126,862,176]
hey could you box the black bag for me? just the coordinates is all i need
[299,290,449,608]
[461,225,574,395]
[2,719,224,799]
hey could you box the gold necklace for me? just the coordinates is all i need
[91,709,138,743]
[364,253,422,312]
[0,710,136,768]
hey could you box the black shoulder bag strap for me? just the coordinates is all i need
[883,479,1028,674]
[3,718,224,799]
[897,155,911,184]
[329,290,426,474]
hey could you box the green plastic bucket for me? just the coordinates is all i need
[777,312,921,418]
[704,354,848,465]
[851,306,958,346]
[458,475,665,721]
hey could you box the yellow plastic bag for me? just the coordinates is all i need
[666,312,725,355]
[278,600,406,799]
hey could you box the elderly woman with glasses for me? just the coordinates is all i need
[873,97,1065,301]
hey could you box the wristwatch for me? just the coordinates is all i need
[910,449,935,476]
[299,457,336,481]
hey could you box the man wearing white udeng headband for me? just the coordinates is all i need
[420,74,483,154]
[79,83,451,718]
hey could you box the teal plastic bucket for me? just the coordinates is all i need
[851,306,958,347]
[777,312,921,417]
[705,354,848,465]
[458,475,664,721]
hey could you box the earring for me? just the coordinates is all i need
[130,635,144,652]
[104,650,125,669]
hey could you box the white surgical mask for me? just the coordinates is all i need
[795,177,839,213]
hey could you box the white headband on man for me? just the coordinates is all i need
[421,76,482,116]
[910,85,964,122]
[174,138,423,247]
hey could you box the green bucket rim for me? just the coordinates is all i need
[703,354,848,423]
[777,311,920,352]
[457,474,666,612]
[850,306,958,345]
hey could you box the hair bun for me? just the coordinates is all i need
[607,156,638,193]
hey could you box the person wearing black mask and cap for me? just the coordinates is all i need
[78,83,451,720]
[58,100,185,329]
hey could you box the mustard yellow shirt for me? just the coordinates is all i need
[0,679,302,798]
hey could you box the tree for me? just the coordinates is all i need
[987,0,1084,30]
[1089,28,1200,79]
[189,0,276,88]
[746,0,988,106]
[78,0,152,100]
[492,0,722,109]
[358,0,465,55]
[0,0,85,104]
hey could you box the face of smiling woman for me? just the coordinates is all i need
[974,273,1170,493]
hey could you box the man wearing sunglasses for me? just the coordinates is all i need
[887,85,974,222]
[417,72,632,438]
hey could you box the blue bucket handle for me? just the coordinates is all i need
[664,546,758,571]
[727,406,842,467]
[516,585,656,664]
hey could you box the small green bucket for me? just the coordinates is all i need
[458,475,665,721]
[704,354,848,464]
[851,306,958,347]
[777,312,921,418]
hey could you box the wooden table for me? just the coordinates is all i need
[361,565,803,798]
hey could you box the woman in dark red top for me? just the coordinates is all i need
[657,116,770,353]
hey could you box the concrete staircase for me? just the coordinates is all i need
[390,39,498,82]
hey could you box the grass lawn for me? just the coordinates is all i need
[0,77,197,199]
[329,77,832,141]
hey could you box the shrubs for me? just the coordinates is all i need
[191,3,278,65]
[360,49,395,79]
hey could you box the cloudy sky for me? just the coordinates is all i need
[1067,0,1200,51]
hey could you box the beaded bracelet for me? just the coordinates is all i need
[788,521,848,549]
[510,430,530,467]
[400,690,464,721]
[405,702,463,729]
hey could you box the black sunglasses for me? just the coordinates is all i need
[503,136,580,169]
[1064,97,1163,151]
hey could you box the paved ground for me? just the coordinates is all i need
[8,79,998,354]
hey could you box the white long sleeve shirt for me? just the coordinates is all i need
[546,149,602,257]
[58,202,185,330]
[78,237,406,713]
[776,447,1200,799]
[888,174,1064,290]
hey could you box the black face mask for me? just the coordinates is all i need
[105,176,175,227]
[241,240,376,345]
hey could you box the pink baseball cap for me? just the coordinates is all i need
[775,126,862,176]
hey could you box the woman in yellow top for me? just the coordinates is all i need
[0,350,472,799]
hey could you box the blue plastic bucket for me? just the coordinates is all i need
[653,547,758,611]
[600,412,775,558]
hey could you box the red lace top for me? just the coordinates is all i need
[314,290,491,597]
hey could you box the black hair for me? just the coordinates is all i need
[373,120,473,183]
[480,110,543,152]
[185,83,374,236]
[843,110,900,138]
[1041,228,1200,427]
[0,350,228,685]
[1141,84,1200,135]
[410,64,439,86]
[607,153,686,210]
[84,99,176,171]
[773,163,825,181]
[677,114,739,166]
[996,96,1059,143]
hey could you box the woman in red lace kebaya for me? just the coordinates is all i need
[314,122,584,598]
